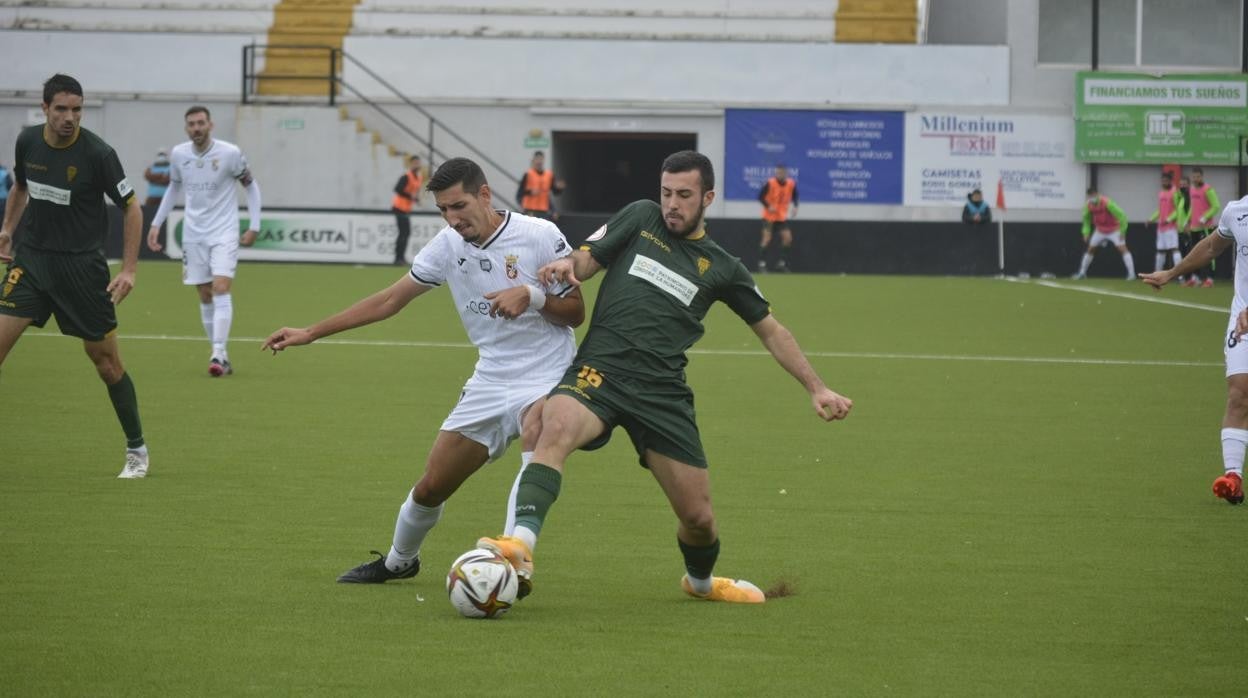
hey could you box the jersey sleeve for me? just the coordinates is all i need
[717,260,771,325]
[1217,204,1237,239]
[13,132,27,186]
[169,152,183,184]
[582,200,651,267]
[409,229,450,287]
[99,146,135,208]
[538,222,576,297]
[232,149,253,184]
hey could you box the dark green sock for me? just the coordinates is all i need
[513,463,562,536]
[678,537,720,580]
[106,372,145,449]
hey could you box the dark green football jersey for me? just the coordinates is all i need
[13,124,135,253]
[578,199,770,380]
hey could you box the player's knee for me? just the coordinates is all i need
[411,479,449,506]
[1228,382,1248,417]
[211,278,231,295]
[678,508,716,539]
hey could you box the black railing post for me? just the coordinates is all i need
[329,47,337,106]
[241,44,250,104]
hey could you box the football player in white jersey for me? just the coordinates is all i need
[1140,193,1248,504]
[147,106,261,377]
[262,157,584,585]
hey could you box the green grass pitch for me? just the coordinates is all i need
[2,260,1246,695]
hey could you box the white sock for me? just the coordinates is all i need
[1221,428,1248,476]
[127,445,148,456]
[686,573,712,595]
[1122,252,1135,277]
[1078,253,1093,276]
[212,293,233,359]
[504,451,534,535]
[386,496,442,572]
[1154,252,1165,272]
[1170,250,1182,268]
[513,523,538,553]
[199,302,214,346]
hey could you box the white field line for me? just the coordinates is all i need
[1006,277,1226,313]
[22,332,1221,368]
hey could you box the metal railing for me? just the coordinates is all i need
[241,43,521,209]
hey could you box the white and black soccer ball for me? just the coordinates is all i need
[445,548,519,619]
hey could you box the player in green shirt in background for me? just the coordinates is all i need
[0,74,150,478]
[478,150,853,604]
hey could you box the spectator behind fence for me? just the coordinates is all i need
[758,164,799,272]
[391,155,423,266]
[1074,186,1135,281]
[961,188,991,225]
[143,149,170,208]
[517,151,564,220]
[1185,166,1221,288]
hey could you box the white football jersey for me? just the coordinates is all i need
[1216,195,1248,319]
[169,139,252,243]
[410,211,576,382]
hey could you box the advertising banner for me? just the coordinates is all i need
[1074,72,1248,164]
[163,210,446,264]
[903,112,1084,209]
[724,108,904,204]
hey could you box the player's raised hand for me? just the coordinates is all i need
[813,388,853,422]
[146,225,163,252]
[107,270,135,305]
[1138,270,1172,291]
[262,327,313,353]
[538,257,580,287]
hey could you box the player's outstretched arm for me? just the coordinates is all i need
[1139,233,1230,290]
[750,314,852,421]
[537,249,600,287]
[107,197,142,304]
[0,181,29,262]
[263,275,429,353]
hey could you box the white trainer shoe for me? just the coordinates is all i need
[117,449,149,479]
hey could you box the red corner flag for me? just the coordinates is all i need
[995,178,1007,211]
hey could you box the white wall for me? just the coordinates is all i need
[342,36,1010,107]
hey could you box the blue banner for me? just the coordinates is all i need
[724,109,904,204]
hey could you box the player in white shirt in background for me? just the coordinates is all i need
[1140,194,1248,505]
[147,105,261,376]
[261,158,584,588]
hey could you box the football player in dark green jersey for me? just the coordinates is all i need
[0,74,149,478]
[478,151,852,604]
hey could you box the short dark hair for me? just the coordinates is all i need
[185,105,211,120]
[1161,171,1172,179]
[427,157,488,194]
[1086,186,1098,195]
[661,150,715,193]
[532,151,545,158]
[43,74,83,105]
[1192,166,1204,174]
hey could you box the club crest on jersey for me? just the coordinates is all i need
[66,166,77,183]
[3,267,22,298]
[480,258,492,272]
[211,159,219,171]
[697,257,711,275]
[505,254,519,279]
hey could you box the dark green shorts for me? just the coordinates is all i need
[551,361,707,468]
[0,248,117,341]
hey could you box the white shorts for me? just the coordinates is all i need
[1226,315,1248,377]
[1156,228,1179,251]
[182,237,240,285]
[441,375,556,461]
[1088,230,1125,248]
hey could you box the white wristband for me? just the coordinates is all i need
[527,284,547,310]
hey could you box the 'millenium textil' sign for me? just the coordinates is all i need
[1074,72,1248,165]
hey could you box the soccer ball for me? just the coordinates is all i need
[446,548,519,619]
